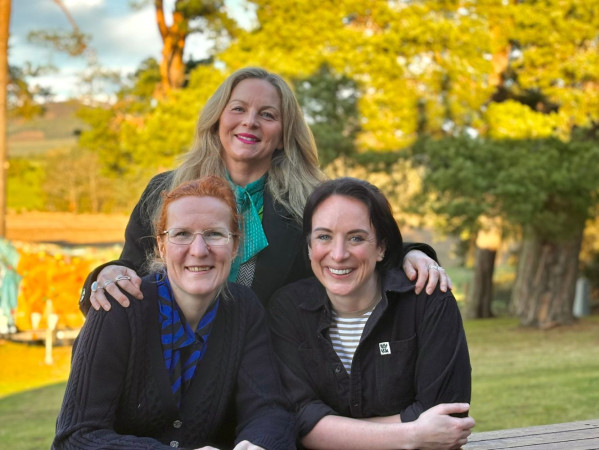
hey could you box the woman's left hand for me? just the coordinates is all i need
[404,250,452,295]
[232,441,265,450]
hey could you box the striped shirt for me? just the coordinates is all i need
[329,309,373,375]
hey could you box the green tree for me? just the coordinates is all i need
[7,65,46,119]
[410,129,599,327]
[293,64,360,169]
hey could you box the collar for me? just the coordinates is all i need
[297,267,416,313]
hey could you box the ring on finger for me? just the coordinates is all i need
[103,279,115,288]
[115,275,131,283]
[428,264,440,271]
[91,281,101,292]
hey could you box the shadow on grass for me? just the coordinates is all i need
[0,382,66,450]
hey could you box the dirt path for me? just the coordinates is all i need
[6,212,129,244]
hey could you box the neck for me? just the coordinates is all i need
[328,275,381,317]
[226,163,268,188]
[171,287,217,331]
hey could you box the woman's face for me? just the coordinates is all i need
[158,196,237,305]
[308,195,385,303]
[218,78,284,176]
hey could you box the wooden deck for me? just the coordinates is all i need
[464,419,599,449]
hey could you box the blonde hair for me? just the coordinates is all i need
[171,67,325,221]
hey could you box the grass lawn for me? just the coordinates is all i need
[1,315,598,449]
[465,315,599,431]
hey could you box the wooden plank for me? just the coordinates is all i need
[465,419,599,449]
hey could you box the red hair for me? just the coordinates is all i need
[154,175,241,238]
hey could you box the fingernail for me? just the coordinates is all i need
[123,300,130,307]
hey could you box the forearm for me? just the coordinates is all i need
[302,415,416,450]
[362,414,402,424]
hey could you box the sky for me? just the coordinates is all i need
[9,0,253,100]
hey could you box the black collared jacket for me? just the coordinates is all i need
[267,268,471,439]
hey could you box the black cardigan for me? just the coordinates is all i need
[56,278,295,449]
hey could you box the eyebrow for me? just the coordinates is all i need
[228,98,280,111]
[312,227,370,234]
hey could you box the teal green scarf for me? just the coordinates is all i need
[226,174,269,282]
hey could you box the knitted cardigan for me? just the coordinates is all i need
[54,277,295,449]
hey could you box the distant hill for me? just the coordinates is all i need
[8,101,87,157]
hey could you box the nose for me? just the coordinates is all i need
[330,237,349,262]
[189,233,210,256]
[242,110,258,128]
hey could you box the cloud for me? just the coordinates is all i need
[96,7,162,68]
[9,0,253,99]
[63,0,104,11]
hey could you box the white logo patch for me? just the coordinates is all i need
[379,342,391,355]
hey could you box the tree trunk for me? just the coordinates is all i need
[511,226,583,328]
[465,219,501,319]
[0,0,11,237]
[155,0,187,93]
[466,247,496,319]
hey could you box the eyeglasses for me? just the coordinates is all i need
[161,228,234,246]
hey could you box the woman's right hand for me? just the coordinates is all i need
[90,265,143,311]
[411,403,475,449]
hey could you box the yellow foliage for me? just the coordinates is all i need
[485,100,562,139]
[12,243,119,331]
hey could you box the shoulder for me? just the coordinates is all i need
[148,170,173,187]
[96,276,158,319]
[384,267,457,306]
[382,266,414,290]
[224,282,264,313]
[263,185,299,224]
[139,171,174,201]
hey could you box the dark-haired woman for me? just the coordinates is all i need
[269,178,474,449]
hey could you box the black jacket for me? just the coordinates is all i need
[268,268,471,439]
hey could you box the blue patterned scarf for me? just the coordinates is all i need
[156,273,219,406]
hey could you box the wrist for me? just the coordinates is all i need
[401,421,419,450]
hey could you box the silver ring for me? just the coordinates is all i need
[115,275,131,282]
[103,280,114,288]
[91,281,101,292]
[428,264,440,271]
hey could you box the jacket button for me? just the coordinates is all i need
[173,419,182,429]
[353,402,359,407]
[170,441,179,447]
[335,365,342,374]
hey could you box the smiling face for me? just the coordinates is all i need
[158,195,237,306]
[218,78,284,180]
[308,195,385,306]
